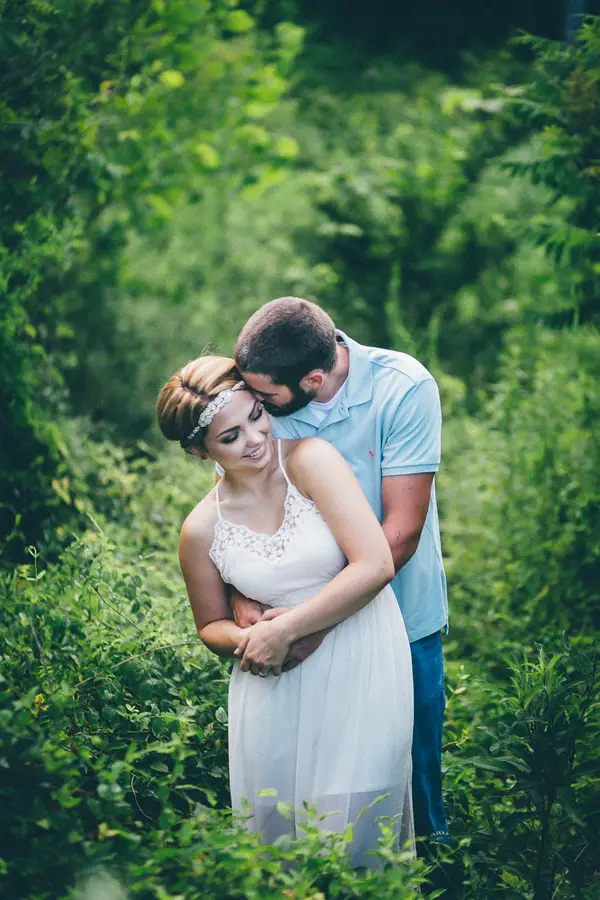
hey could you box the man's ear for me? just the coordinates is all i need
[300,370,325,393]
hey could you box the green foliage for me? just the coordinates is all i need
[440,326,600,649]
[3,9,600,899]
[103,43,587,426]
[444,643,600,899]
[0,0,302,557]
[501,19,600,324]
[6,427,598,899]
[292,73,510,353]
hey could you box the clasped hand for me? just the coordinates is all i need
[234,607,291,677]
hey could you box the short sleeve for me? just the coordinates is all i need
[382,378,441,476]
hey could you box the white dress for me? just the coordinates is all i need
[209,441,414,865]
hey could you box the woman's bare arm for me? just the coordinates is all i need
[179,505,246,658]
[235,438,394,672]
[280,438,394,638]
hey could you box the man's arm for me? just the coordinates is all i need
[380,375,441,570]
[381,472,434,572]
[229,586,266,627]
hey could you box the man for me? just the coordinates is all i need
[226,296,449,845]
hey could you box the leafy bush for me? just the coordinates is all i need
[1,442,216,892]
[0,0,301,556]
[440,325,600,650]
[502,19,600,326]
[444,642,600,899]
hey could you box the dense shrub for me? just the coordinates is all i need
[440,326,600,650]
[1,445,222,896]
[0,0,301,556]
[4,447,599,898]
[443,641,600,899]
[502,19,600,326]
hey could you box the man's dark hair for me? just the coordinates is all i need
[235,297,337,387]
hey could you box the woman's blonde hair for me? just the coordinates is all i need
[156,356,242,450]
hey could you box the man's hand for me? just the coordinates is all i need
[229,587,266,628]
[261,607,329,672]
[282,631,328,671]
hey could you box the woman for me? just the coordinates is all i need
[157,356,414,865]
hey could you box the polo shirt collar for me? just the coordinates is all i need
[282,330,374,428]
[337,330,374,409]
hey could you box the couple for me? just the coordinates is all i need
[157,297,449,865]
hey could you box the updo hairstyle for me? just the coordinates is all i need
[156,356,243,451]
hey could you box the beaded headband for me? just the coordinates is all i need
[185,381,245,443]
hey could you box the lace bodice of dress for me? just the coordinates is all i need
[208,441,346,609]
[209,480,315,568]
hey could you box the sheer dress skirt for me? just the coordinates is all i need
[228,586,414,866]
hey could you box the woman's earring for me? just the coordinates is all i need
[187,446,208,460]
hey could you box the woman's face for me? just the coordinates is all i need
[203,388,273,472]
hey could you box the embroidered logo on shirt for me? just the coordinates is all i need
[368,448,375,458]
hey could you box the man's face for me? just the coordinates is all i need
[240,371,316,417]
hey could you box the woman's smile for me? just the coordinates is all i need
[244,443,267,461]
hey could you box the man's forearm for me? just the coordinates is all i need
[381,472,434,574]
[381,523,421,574]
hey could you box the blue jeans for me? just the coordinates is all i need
[410,630,449,841]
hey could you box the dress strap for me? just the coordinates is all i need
[277,439,292,487]
[214,480,223,519]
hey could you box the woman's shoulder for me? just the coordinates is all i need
[179,489,220,550]
[284,436,343,477]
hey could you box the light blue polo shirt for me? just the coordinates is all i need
[270,332,448,644]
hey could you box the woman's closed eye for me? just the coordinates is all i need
[220,403,263,444]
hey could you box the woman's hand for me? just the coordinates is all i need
[262,607,328,672]
[234,614,291,676]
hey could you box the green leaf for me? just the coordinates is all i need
[193,144,220,169]
[276,801,293,820]
[159,70,185,89]
[226,10,254,33]
[272,136,299,160]
[147,194,173,220]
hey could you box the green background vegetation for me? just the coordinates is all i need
[1,2,599,897]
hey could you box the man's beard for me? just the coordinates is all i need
[263,387,317,417]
